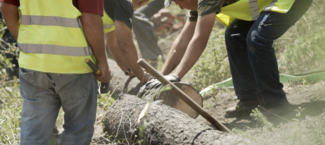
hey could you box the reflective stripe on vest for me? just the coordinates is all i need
[18,43,92,56]
[103,12,115,33]
[19,15,92,56]
[216,0,294,26]
[20,15,81,28]
[104,24,114,30]
[249,0,260,20]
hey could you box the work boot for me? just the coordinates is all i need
[258,101,292,118]
[225,99,260,118]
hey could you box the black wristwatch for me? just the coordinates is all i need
[125,69,131,75]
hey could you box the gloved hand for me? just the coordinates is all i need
[145,74,180,89]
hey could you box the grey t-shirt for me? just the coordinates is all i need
[104,0,134,28]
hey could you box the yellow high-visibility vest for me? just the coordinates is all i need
[102,12,115,33]
[18,0,96,74]
[216,0,295,26]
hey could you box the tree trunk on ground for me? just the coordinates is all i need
[102,94,250,145]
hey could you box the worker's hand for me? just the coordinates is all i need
[145,74,180,89]
[96,63,111,83]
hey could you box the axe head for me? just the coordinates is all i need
[156,83,203,119]
[98,82,110,94]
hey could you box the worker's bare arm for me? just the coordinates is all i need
[174,13,216,79]
[1,2,19,40]
[105,30,133,76]
[160,20,197,75]
[80,13,111,83]
[114,20,150,83]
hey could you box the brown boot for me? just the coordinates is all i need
[225,99,260,118]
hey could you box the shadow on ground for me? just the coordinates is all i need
[223,100,325,131]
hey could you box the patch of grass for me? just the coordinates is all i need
[190,27,231,91]
[0,21,21,144]
[137,120,148,145]
[231,105,325,145]
[250,108,273,131]
[277,0,325,74]
[0,86,21,144]
[156,55,164,71]
[98,92,116,111]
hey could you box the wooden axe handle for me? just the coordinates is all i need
[85,58,101,75]
[84,58,109,94]
[137,58,232,133]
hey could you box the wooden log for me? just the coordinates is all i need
[102,94,251,144]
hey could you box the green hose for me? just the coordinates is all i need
[200,70,325,96]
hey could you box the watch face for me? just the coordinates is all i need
[125,69,131,75]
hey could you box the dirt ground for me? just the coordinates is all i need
[199,80,325,126]
[198,81,325,141]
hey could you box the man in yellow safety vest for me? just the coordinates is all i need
[1,0,110,144]
[145,0,312,118]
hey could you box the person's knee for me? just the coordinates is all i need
[246,31,256,53]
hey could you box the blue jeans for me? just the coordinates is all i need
[19,68,98,145]
[132,0,164,60]
[225,0,312,107]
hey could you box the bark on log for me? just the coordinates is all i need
[103,94,251,145]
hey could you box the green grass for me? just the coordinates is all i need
[190,27,231,91]
[231,105,325,145]
[98,92,116,111]
[277,0,325,74]
[0,17,21,143]
[0,86,21,144]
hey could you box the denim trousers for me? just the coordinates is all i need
[132,0,164,60]
[19,68,98,145]
[225,0,312,107]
